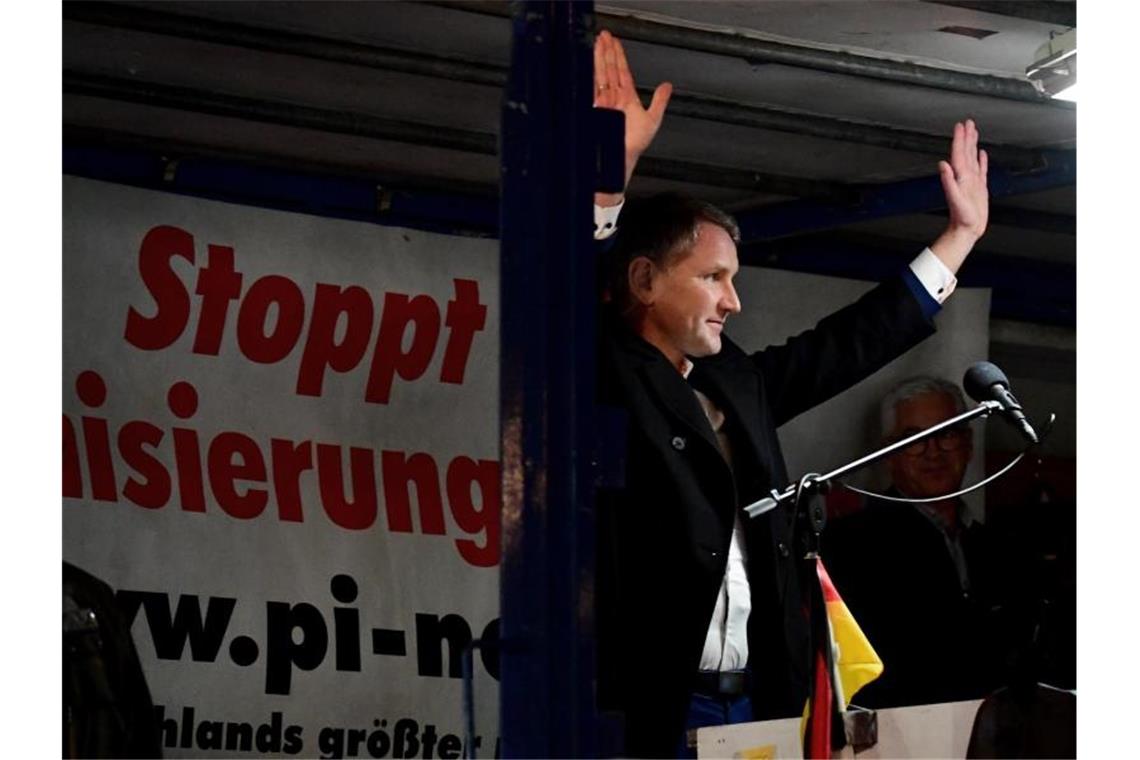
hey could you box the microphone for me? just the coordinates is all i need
[963,361,1038,444]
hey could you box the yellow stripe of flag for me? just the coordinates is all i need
[818,559,883,708]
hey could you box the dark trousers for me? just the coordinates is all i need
[676,692,753,758]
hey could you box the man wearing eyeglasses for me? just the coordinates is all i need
[822,377,1026,708]
[882,377,975,535]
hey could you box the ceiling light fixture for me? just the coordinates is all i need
[1026,28,1076,101]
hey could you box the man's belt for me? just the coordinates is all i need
[693,670,748,698]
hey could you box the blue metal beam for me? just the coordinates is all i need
[63,144,499,236]
[498,1,603,756]
[740,234,1076,326]
[736,148,1076,242]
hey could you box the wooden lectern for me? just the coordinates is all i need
[695,699,984,758]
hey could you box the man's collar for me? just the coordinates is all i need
[913,498,976,531]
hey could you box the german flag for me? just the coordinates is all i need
[802,558,884,759]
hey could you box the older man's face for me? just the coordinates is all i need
[886,391,973,499]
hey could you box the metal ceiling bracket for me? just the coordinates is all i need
[433,0,1068,106]
[65,1,1054,168]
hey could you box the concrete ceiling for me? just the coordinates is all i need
[62,0,1076,282]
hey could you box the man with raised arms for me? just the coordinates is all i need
[590,30,990,757]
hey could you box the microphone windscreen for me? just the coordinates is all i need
[963,361,1010,402]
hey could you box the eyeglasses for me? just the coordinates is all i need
[890,427,968,458]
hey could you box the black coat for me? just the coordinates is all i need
[595,275,936,757]
[64,562,162,758]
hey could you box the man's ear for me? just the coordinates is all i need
[628,257,657,306]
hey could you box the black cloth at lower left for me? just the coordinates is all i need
[64,561,162,758]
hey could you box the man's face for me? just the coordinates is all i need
[637,221,742,364]
[886,391,973,499]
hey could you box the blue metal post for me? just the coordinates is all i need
[498,1,601,756]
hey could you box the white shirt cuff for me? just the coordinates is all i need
[909,247,958,304]
[594,200,624,241]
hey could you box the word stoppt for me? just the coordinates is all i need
[124,225,488,404]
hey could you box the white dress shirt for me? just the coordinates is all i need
[688,379,752,672]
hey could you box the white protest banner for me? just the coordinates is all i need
[63,175,501,758]
[63,172,991,760]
